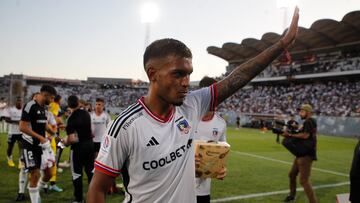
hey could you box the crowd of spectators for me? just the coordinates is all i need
[25,80,360,117]
[256,52,360,78]
[218,81,360,117]
[26,84,148,111]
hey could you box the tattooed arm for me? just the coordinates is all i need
[216,7,299,104]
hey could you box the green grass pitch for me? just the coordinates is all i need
[0,127,357,202]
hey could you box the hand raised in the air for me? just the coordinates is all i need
[281,6,299,48]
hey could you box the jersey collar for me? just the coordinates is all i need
[138,97,175,123]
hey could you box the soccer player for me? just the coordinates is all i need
[195,77,227,203]
[45,109,63,192]
[0,100,8,134]
[3,97,23,168]
[91,98,111,158]
[3,97,27,201]
[19,85,57,203]
[47,95,64,192]
[62,95,94,203]
[87,7,299,203]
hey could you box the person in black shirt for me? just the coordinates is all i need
[282,104,317,203]
[236,116,240,129]
[62,95,94,203]
[19,85,57,203]
[350,139,360,203]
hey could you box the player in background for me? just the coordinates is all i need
[19,85,57,203]
[0,98,8,134]
[91,98,111,158]
[47,95,64,192]
[194,77,227,203]
[45,109,63,192]
[3,97,28,201]
[14,93,40,201]
[87,7,299,203]
[90,98,121,194]
[3,97,23,168]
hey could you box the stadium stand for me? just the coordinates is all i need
[217,80,360,117]
[208,10,360,118]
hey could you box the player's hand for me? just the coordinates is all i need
[280,6,299,48]
[195,153,202,168]
[282,130,291,137]
[216,167,227,180]
[40,139,51,150]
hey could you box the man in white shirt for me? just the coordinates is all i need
[87,8,299,203]
[3,97,23,168]
[195,77,227,203]
[0,100,8,134]
[91,98,111,157]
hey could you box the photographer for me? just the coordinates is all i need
[282,104,317,203]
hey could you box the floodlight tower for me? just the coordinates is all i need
[141,2,159,49]
[277,0,298,30]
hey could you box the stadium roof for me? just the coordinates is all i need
[207,10,360,63]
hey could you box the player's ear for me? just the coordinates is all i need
[146,66,158,83]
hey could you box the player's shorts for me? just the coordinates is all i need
[94,142,101,153]
[21,140,42,171]
[8,134,22,143]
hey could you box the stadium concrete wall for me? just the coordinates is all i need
[220,111,360,138]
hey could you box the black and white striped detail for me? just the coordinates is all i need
[146,137,159,147]
[24,100,35,113]
[107,103,143,138]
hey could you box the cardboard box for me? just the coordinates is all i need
[195,140,230,178]
[336,193,350,203]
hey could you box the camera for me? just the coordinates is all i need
[272,120,299,143]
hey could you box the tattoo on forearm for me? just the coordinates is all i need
[217,41,284,104]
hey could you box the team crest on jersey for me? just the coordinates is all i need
[101,136,110,153]
[212,128,219,137]
[177,119,191,134]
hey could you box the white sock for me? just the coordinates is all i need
[7,155,13,160]
[19,168,28,193]
[39,180,48,189]
[28,186,40,203]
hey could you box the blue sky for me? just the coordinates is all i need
[1,0,359,81]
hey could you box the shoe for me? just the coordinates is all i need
[57,168,63,173]
[49,184,63,192]
[7,159,15,167]
[15,193,25,201]
[59,161,70,168]
[283,195,295,202]
[39,183,48,194]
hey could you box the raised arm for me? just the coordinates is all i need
[216,7,299,104]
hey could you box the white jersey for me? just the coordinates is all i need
[95,85,217,203]
[91,112,111,143]
[46,110,57,126]
[3,106,22,135]
[194,113,227,196]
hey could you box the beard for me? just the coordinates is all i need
[45,100,51,105]
[172,101,184,106]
